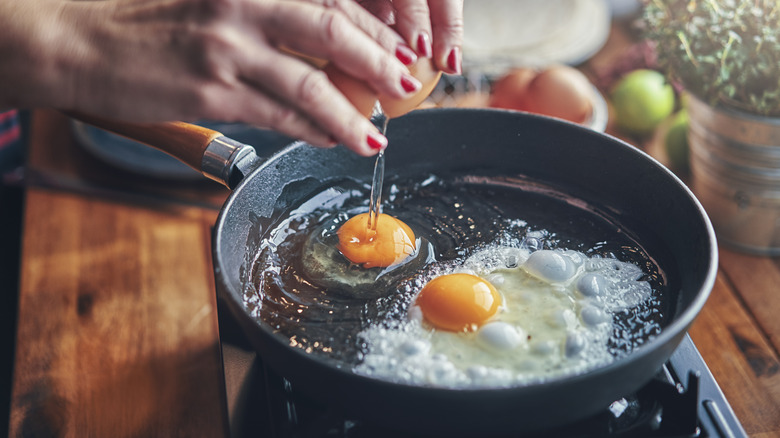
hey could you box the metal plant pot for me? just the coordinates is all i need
[688,94,780,255]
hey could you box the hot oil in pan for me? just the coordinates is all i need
[243,173,669,380]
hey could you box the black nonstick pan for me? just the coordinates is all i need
[74,108,717,436]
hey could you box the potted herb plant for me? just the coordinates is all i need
[643,0,780,255]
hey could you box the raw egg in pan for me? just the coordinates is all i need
[336,212,416,269]
[301,210,432,299]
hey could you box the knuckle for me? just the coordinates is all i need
[319,9,349,45]
[295,69,331,105]
[374,54,394,76]
[400,2,430,20]
[440,16,465,38]
[375,28,401,50]
[183,27,236,82]
[366,54,396,89]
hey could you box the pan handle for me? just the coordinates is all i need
[66,112,259,189]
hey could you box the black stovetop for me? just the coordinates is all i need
[216,299,746,438]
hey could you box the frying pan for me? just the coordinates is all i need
[73,108,717,436]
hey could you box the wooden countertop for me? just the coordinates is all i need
[8,28,780,438]
[9,110,230,437]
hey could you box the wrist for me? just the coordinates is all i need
[0,0,102,111]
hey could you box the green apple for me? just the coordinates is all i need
[611,69,675,136]
[665,109,689,171]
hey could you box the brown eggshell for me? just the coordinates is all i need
[379,58,442,119]
[488,68,538,111]
[323,63,378,119]
[523,65,593,124]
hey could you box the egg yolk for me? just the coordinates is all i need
[336,213,416,268]
[415,273,501,332]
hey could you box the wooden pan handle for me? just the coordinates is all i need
[66,112,224,171]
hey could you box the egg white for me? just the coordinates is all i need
[354,246,654,388]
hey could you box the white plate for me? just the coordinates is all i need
[463,0,611,75]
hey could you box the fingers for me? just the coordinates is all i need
[428,0,464,74]
[230,84,338,150]
[265,1,418,100]
[238,48,386,156]
[53,0,396,157]
[238,0,463,156]
[388,0,432,58]
[384,0,463,74]
[306,0,404,56]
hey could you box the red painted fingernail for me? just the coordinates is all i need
[395,45,417,65]
[447,47,462,74]
[416,32,432,58]
[400,74,421,93]
[367,131,387,150]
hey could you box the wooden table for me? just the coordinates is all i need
[9,110,230,437]
[8,31,780,438]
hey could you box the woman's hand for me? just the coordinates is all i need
[2,0,423,155]
[0,0,463,156]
